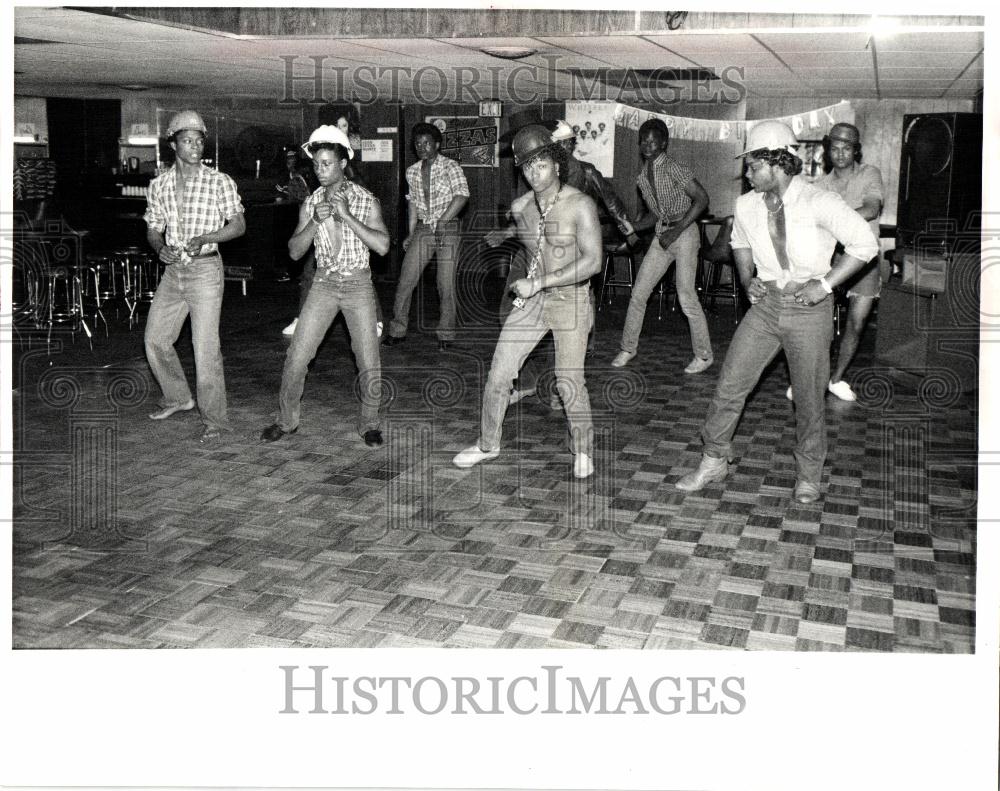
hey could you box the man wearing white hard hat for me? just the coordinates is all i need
[260,125,390,448]
[675,120,878,504]
[143,109,245,443]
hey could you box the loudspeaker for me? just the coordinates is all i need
[896,112,982,246]
[874,249,980,393]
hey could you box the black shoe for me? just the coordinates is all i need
[363,429,384,448]
[261,423,297,442]
[438,340,453,351]
[382,335,406,346]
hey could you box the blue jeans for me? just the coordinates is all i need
[479,284,593,456]
[278,270,381,436]
[701,282,833,485]
[388,220,459,341]
[144,255,228,430]
[620,224,711,359]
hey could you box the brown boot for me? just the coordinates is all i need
[676,454,729,492]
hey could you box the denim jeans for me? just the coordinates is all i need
[144,255,228,430]
[479,284,593,456]
[701,281,833,485]
[388,220,459,341]
[620,224,711,359]
[278,270,381,436]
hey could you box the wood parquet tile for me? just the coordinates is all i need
[11,277,979,651]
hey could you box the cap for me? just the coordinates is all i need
[512,124,554,166]
[301,125,355,160]
[828,123,861,145]
[166,110,207,138]
[551,120,575,142]
[736,120,801,159]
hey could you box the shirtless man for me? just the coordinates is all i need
[452,124,603,478]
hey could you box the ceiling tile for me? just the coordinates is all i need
[754,32,872,52]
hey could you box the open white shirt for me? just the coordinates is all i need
[730,176,879,287]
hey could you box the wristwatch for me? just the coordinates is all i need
[819,276,833,294]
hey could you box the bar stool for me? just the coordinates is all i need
[43,265,86,347]
[75,259,108,337]
[131,253,160,303]
[698,217,742,324]
[598,240,635,308]
[656,268,678,320]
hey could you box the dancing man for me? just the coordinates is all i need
[612,118,713,374]
[675,121,878,504]
[260,125,389,448]
[383,122,469,351]
[453,124,602,479]
[144,110,245,443]
[799,122,884,402]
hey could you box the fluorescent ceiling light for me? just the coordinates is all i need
[867,16,903,38]
[127,136,160,145]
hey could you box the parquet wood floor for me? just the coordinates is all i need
[11,277,977,651]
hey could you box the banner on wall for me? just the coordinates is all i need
[565,101,616,177]
[425,115,499,167]
[612,100,855,147]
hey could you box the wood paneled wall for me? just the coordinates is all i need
[120,8,983,37]
[746,97,977,226]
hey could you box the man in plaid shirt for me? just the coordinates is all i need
[612,118,714,376]
[260,125,390,448]
[383,122,469,351]
[143,110,245,443]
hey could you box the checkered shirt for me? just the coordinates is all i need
[405,155,470,229]
[144,164,243,264]
[304,181,378,278]
[636,153,694,234]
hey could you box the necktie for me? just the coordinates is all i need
[766,196,791,283]
[422,159,432,219]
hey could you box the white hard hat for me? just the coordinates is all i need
[736,120,800,158]
[551,120,575,142]
[301,125,354,160]
[166,110,207,138]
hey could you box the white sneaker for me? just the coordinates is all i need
[611,350,636,368]
[574,452,594,478]
[684,356,713,375]
[786,386,794,401]
[453,445,500,469]
[282,318,298,336]
[828,380,856,401]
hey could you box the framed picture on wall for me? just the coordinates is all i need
[798,140,827,182]
[424,115,499,167]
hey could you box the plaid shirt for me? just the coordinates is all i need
[405,155,469,229]
[304,182,378,279]
[144,164,243,264]
[636,153,694,235]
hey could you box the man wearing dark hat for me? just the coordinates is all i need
[383,121,469,351]
[675,121,878,504]
[144,109,245,443]
[806,122,884,403]
[260,125,390,448]
[484,118,637,405]
[453,124,603,479]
